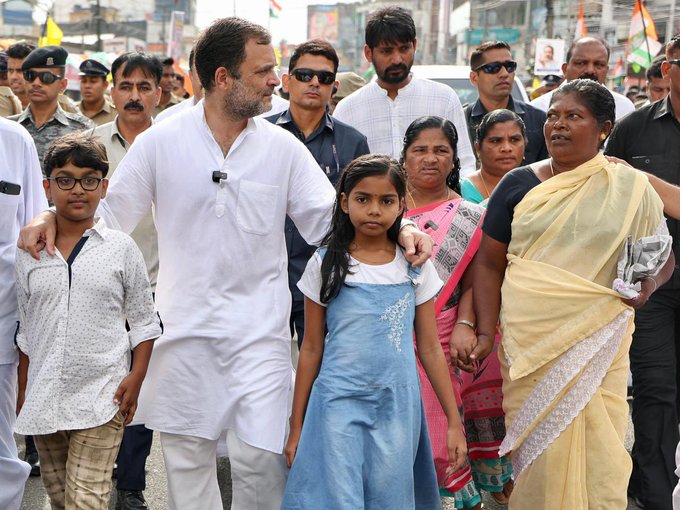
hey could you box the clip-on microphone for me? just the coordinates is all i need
[212,171,228,183]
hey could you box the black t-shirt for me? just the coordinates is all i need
[482,166,541,244]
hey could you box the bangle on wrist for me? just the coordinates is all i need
[456,319,475,330]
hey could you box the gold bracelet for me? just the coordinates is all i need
[456,319,476,330]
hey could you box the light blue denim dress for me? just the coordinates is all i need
[281,261,441,509]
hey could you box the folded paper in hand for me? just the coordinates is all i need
[612,235,673,299]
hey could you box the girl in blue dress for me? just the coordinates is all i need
[282,154,467,509]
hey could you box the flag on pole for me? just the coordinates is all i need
[269,0,282,19]
[627,0,662,69]
[575,0,587,39]
[612,56,626,77]
[39,16,63,47]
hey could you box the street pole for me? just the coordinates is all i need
[95,0,102,51]
[667,0,676,42]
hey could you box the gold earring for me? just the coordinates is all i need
[600,133,606,141]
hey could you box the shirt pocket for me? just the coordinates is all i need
[630,154,677,181]
[0,191,20,245]
[236,180,279,235]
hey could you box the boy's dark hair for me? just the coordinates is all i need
[289,39,339,73]
[6,42,35,60]
[566,36,610,63]
[365,6,416,49]
[194,17,271,92]
[162,57,174,67]
[110,52,162,86]
[470,41,512,70]
[647,55,666,80]
[175,73,185,85]
[320,154,406,303]
[401,116,461,193]
[43,132,109,178]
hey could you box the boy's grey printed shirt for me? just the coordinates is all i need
[14,218,161,435]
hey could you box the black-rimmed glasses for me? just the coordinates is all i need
[23,70,63,84]
[48,176,103,191]
[668,59,680,67]
[473,60,518,74]
[291,68,336,85]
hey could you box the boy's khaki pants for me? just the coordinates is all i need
[34,412,124,510]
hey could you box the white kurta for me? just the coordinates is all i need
[98,102,336,454]
[0,118,47,364]
[333,77,476,176]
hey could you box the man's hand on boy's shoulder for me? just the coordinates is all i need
[18,210,58,260]
[114,371,145,426]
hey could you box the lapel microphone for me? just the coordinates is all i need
[212,171,228,183]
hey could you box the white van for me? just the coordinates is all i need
[410,65,529,106]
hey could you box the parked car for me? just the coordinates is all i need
[410,65,529,106]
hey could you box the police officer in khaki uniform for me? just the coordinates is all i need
[152,57,182,117]
[77,59,116,125]
[0,52,21,117]
[6,42,80,114]
[9,46,94,173]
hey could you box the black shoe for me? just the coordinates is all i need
[25,451,40,477]
[115,490,148,510]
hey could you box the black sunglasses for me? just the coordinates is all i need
[473,60,518,74]
[291,68,336,85]
[48,176,103,191]
[668,59,680,66]
[23,70,63,84]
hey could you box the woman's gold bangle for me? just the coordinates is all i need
[456,319,476,330]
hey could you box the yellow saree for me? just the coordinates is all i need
[498,153,664,509]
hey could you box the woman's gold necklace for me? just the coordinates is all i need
[478,171,492,198]
[407,187,451,209]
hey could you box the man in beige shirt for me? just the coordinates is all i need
[77,59,116,125]
[0,52,22,117]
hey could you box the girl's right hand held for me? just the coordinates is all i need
[445,426,468,474]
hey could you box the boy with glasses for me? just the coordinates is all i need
[267,39,369,350]
[9,46,94,174]
[14,132,161,510]
[465,41,547,166]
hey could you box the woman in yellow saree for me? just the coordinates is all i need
[471,79,676,509]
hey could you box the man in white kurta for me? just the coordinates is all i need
[333,6,475,176]
[0,117,45,509]
[19,18,429,510]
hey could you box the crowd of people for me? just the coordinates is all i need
[2,5,680,510]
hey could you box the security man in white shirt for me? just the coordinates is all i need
[0,117,46,510]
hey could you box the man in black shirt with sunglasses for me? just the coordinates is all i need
[464,41,548,166]
[9,46,94,174]
[267,39,369,349]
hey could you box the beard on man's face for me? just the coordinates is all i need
[377,63,410,84]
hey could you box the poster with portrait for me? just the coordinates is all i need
[534,38,565,75]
